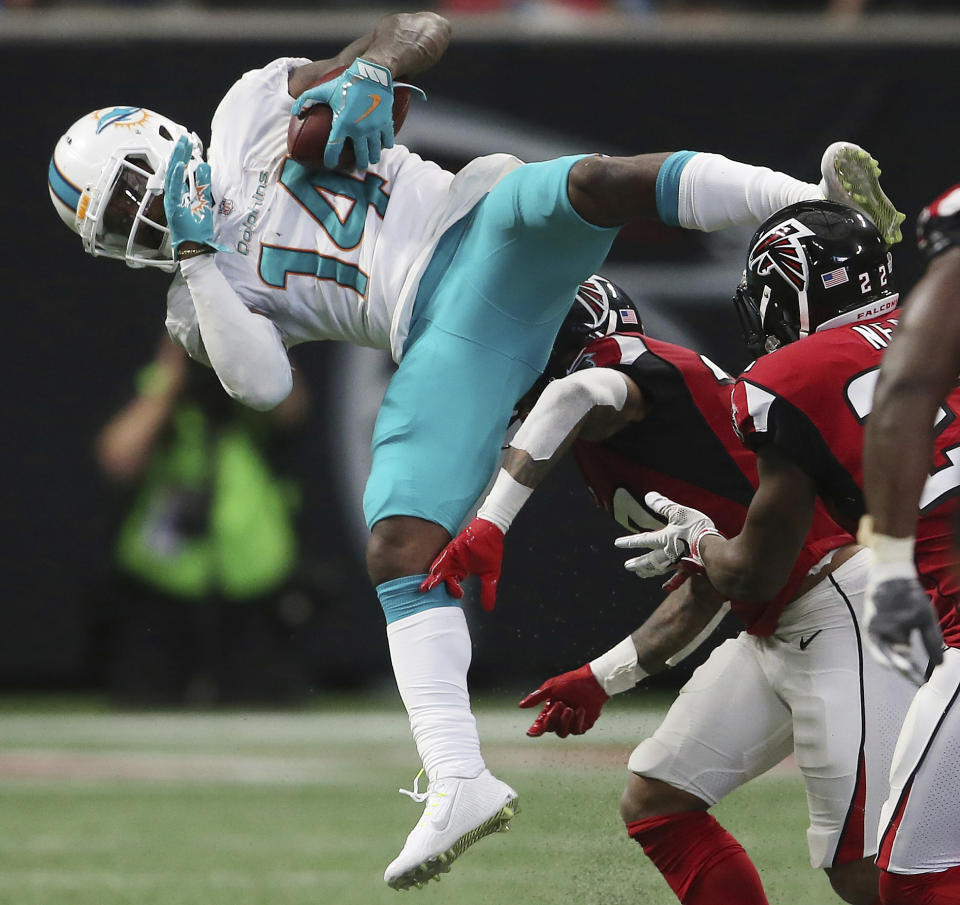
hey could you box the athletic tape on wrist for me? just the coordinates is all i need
[589,636,648,696]
[869,532,916,564]
[179,254,219,277]
[476,470,533,533]
[858,516,915,564]
[859,520,917,582]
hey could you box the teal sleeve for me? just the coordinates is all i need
[377,574,461,624]
[655,150,698,227]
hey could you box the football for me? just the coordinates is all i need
[287,66,412,172]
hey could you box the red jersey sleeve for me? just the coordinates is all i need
[732,350,867,534]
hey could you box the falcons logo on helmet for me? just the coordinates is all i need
[748,218,815,291]
[574,276,617,332]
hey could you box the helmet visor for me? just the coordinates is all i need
[97,155,169,263]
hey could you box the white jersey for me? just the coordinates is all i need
[166,58,522,363]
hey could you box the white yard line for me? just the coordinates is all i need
[0,705,799,783]
[0,703,664,749]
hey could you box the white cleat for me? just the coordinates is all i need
[819,141,906,245]
[384,768,519,891]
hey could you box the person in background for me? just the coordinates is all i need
[95,335,311,706]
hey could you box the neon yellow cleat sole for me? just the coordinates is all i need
[821,142,906,245]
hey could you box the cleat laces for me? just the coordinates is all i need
[399,769,449,822]
[398,768,429,803]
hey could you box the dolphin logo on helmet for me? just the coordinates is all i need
[94,107,151,134]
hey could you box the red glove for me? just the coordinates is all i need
[420,517,504,612]
[518,664,609,738]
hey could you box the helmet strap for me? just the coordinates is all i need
[732,280,766,359]
[797,288,810,337]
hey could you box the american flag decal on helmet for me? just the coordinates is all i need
[748,218,815,291]
[821,266,849,289]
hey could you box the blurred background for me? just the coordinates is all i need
[3,7,960,904]
[3,1,959,705]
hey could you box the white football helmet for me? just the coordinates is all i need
[48,107,203,272]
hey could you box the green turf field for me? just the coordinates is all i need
[0,692,836,905]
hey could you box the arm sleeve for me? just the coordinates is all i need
[166,272,211,367]
[511,368,629,462]
[179,256,293,411]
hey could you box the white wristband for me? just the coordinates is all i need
[866,531,917,583]
[868,532,915,564]
[476,469,533,533]
[589,636,648,696]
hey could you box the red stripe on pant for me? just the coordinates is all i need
[835,752,868,865]
[626,811,769,905]
[880,864,960,904]
[878,776,916,871]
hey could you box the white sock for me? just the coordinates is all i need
[677,152,821,232]
[386,607,485,780]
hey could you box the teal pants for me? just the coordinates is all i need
[363,154,620,535]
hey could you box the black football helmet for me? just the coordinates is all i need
[733,200,899,358]
[917,183,960,266]
[545,275,643,380]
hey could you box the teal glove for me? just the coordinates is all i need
[163,135,230,256]
[290,58,395,170]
